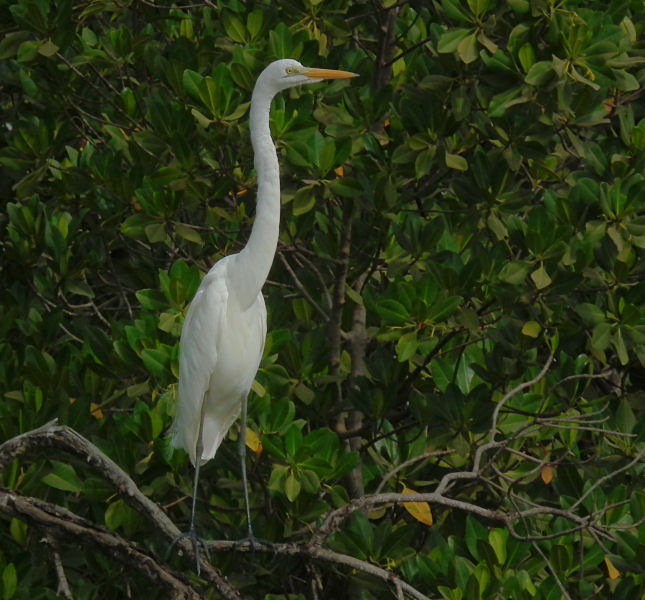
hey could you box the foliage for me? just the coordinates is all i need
[1,0,645,598]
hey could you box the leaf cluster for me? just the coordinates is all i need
[1,0,645,598]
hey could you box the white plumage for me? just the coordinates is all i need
[169,60,357,562]
[173,256,267,463]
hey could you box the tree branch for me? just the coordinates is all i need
[206,539,432,600]
[0,420,240,599]
[0,488,202,600]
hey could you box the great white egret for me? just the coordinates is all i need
[170,59,357,569]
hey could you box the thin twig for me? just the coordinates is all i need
[375,450,452,494]
[278,252,329,322]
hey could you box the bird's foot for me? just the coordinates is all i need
[168,527,211,575]
[233,532,276,558]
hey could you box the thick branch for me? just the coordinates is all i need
[0,420,240,599]
[0,488,201,600]
[206,539,431,600]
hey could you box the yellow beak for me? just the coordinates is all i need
[303,67,358,80]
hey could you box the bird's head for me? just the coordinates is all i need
[256,59,358,96]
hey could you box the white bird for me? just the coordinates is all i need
[170,59,357,569]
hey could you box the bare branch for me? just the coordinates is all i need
[0,420,240,599]
[0,489,202,600]
[375,449,452,494]
[42,537,74,600]
[206,539,432,600]
[491,353,555,443]
[278,252,329,322]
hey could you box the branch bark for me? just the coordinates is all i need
[0,488,202,600]
[0,420,240,599]
[206,539,432,600]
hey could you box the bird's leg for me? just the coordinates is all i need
[239,394,255,540]
[234,394,275,558]
[168,408,211,574]
[233,398,277,561]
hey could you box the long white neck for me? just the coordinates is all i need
[232,86,280,308]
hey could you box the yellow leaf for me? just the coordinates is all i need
[604,556,620,580]
[541,465,553,484]
[521,320,541,338]
[334,166,344,177]
[368,507,387,520]
[251,379,266,397]
[245,427,262,456]
[401,483,433,526]
[90,402,103,419]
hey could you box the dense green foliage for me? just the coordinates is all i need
[1,0,645,598]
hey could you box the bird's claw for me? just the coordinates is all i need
[168,527,211,575]
[233,534,277,559]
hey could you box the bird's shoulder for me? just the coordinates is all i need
[197,255,237,297]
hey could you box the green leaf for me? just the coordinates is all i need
[550,544,571,572]
[199,76,220,118]
[428,296,461,322]
[285,471,301,502]
[373,299,410,326]
[37,39,59,57]
[467,0,490,17]
[465,516,487,561]
[488,87,524,118]
[292,186,316,216]
[498,261,530,285]
[457,31,478,64]
[285,424,303,457]
[524,61,552,86]
[629,491,645,522]
[299,469,320,494]
[415,148,434,178]
[175,223,203,245]
[9,519,27,548]
[530,264,551,289]
[613,69,639,92]
[613,327,629,366]
[507,0,529,13]
[266,397,295,433]
[574,303,605,325]
[591,322,612,351]
[445,152,468,171]
[441,0,471,22]
[182,69,203,101]
[247,10,263,39]
[2,563,17,600]
[488,529,507,565]
[0,31,31,59]
[222,11,246,43]
[119,87,136,116]
[330,177,362,199]
[396,331,418,362]
[430,357,453,393]
[318,139,336,175]
[104,499,138,533]
[438,28,472,54]
[41,462,83,493]
[142,348,170,379]
[517,43,535,72]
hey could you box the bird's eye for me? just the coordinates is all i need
[285,67,295,75]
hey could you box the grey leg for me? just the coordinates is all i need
[239,394,254,538]
[168,404,210,574]
[190,409,205,533]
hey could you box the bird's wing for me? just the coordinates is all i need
[172,261,229,464]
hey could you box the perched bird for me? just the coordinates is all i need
[170,59,357,569]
